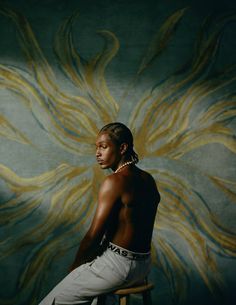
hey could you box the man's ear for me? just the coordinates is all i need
[120,143,128,155]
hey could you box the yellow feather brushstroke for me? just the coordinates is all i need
[210,176,236,203]
[138,7,188,74]
[0,114,32,145]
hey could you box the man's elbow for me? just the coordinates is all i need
[83,230,102,246]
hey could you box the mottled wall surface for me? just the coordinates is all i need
[0,0,236,304]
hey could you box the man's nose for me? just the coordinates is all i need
[96,149,101,157]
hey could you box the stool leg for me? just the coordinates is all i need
[119,295,129,305]
[143,290,152,305]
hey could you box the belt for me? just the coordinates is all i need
[107,242,150,260]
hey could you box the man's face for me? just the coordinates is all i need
[95,132,121,170]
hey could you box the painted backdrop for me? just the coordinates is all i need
[0,0,236,304]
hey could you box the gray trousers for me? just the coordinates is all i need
[39,243,151,305]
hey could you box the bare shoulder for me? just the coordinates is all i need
[99,173,122,195]
[138,168,160,199]
[102,172,121,185]
[139,167,157,184]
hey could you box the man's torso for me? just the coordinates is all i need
[107,166,160,252]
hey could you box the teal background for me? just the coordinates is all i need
[0,0,236,304]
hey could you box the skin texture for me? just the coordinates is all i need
[70,132,160,271]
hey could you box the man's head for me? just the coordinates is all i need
[96,122,139,171]
[99,122,139,163]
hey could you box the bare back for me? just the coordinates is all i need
[108,166,160,252]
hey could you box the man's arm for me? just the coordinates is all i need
[69,175,120,271]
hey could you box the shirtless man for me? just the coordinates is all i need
[39,122,160,305]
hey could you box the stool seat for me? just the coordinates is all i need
[113,281,154,305]
[114,282,154,295]
[97,281,154,305]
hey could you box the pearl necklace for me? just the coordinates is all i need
[115,160,135,173]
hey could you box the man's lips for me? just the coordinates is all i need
[97,159,104,164]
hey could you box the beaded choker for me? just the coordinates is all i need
[115,160,135,173]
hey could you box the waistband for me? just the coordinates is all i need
[107,242,150,260]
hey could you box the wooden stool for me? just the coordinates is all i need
[114,282,154,305]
